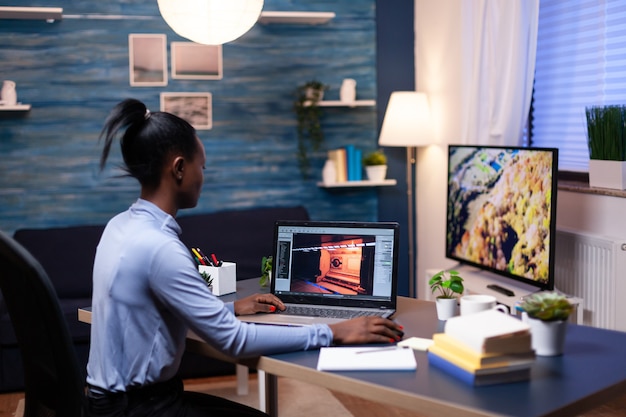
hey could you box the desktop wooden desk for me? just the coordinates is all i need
[79,280,626,417]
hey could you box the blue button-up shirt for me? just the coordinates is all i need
[86,199,333,392]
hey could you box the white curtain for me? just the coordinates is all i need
[415,0,539,146]
[413,0,540,299]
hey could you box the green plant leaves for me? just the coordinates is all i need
[428,269,464,299]
[519,291,573,321]
[586,105,626,161]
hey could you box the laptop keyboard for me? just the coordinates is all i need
[280,305,386,319]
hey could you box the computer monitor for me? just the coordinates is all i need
[445,145,559,291]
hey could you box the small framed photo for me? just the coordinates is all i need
[160,93,212,130]
[129,34,168,87]
[171,42,223,80]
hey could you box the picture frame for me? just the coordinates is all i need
[128,34,168,87]
[160,92,212,130]
[171,42,223,80]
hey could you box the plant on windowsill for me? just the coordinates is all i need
[260,255,273,287]
[519,291,573,356]
[428,270,464,321]
[585,104,626,189]
[293,80,328,179]
[362,149,388,182]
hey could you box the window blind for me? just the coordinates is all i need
[532,0,626,172]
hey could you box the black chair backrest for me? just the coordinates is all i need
[0,230,84,417]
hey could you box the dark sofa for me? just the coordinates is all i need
[1,205,309,392]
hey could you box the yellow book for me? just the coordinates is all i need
[428,344,534,375]
[432,333,535,367]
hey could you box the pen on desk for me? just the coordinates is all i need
[355,345,409,354]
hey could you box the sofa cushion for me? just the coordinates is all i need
[177,206,309,280]
[0,297,92,347]
[13,225,104,298]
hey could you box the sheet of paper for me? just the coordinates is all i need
[398,337,434,351]
[316,346,417,371]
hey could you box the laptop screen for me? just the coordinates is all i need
[271,220,399,310]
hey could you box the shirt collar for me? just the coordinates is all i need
[130,199,182,236]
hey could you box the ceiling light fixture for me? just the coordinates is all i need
[157,0,264,45]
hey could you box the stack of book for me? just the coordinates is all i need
[327,145,362,182]
[427,309,535,386]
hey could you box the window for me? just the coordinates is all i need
[531,0,626,172]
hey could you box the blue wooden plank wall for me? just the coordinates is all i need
[0,0,379,234]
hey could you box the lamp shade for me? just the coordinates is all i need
[158,0,264,45]
[378,91,432,147]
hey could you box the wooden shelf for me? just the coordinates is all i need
[317,179,397,188]
[258,11,335,25]
[0,6,63,21]
[0,104,31,112]
[317,100,375,107]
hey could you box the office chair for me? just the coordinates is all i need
[0,230,85,417]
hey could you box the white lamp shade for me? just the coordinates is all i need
[378,91,432,147]
[158,0,264,45]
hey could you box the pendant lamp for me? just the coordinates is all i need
[158,0,264,45]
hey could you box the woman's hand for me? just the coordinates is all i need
[329,317,404,345]
[234,293,286,316]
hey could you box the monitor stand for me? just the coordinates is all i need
[424,265,583,323]
[452,264,539,313]
[486,283,516,297]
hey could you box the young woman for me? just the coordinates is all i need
[86,99,403,417]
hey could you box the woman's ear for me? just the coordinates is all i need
[172,156,185,181]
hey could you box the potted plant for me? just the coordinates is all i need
[519,291,573,356]
[428,269,464,320]
[585,105,626,189]
[362,149,388,181]
[293,80,328,179]
[260,255,273,287]
[199,270,213,292]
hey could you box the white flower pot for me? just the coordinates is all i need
[527,317,568,356]
[435,297,458,321]
[589,159,626,190]
[365,165,387,182]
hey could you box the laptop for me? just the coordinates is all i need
[239,220,400,326]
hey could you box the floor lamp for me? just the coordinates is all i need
[378,92,432,298]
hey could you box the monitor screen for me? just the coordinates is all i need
[445,145,558,290]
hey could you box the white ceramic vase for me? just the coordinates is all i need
[340,78,356,103]
[527,317,568,356]
[322,159,336,184]
[1,80,17,106]
[365,165,387,182]
[435,297,458,321]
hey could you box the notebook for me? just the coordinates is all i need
[239,220,400,326]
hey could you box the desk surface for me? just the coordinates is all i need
[80,279,626,417]
[253,296,626,417]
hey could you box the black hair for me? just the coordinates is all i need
[99,98,198,188]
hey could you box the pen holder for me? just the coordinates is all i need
[199,262,236,296]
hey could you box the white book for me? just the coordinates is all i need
[443,309,532,354]
[316,346,417,371]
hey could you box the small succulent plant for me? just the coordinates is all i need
[200,270,213,288]
[519,292,573,321]
[428,270,464,299]
[362,149,387,166]
[260,255,273,287]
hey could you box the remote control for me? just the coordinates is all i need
[487,284,515,297]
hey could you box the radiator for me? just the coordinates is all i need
[555,228,626,331]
